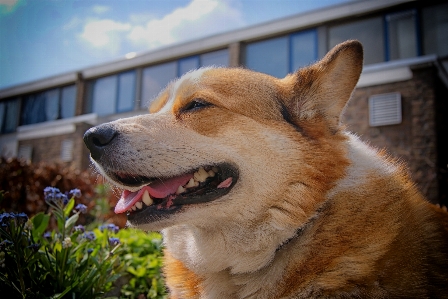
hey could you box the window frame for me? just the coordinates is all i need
[384,9,421,62]
[244,29,318,78]
[140,49,229,108]
[19,84,77,126]
[116,70,137,113]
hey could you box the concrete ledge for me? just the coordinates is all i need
[357,55,437,88]
[17,113,97,140]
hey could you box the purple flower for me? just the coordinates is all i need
[107,224,119,233]
[0,239,13,249]
[87,248,93,254]
[43,232,52,239]
[16,212,28,225]
[0,213,12,225]
[0,212,28,226]
[75,204,87,214]
[44,187,68,206]
[82,231,96,241]
[74,225,85,233]
[62,195,69,205]
[27,243,40,252]
[108,237,120,247]
[69,188,81,198]
[44,187,60,202]
[99,224,119,233]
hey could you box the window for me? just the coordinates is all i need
[91,76,117,116]
[20,85,76,126]
[386,10,418,60]
[200,49,229,67]
[140,49,229,108]
[60,85,76,119]
[88,71,136,116]
[246,36,289,78]
[291,30,318,70]
[179,56,200,76]
[422,3,448,57]
[245,30,317,78]
[329,17,384,65]
[117,71,136,112]
[141,62,177,108]
[0,98,20,133]
[44,89,59,122]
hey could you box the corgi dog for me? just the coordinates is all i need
[84,40,448,298]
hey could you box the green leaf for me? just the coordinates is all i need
[63,197,75,217]
[31,212,50,237]
[64,213,79,231]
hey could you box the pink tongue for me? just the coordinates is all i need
[115,173,194,214]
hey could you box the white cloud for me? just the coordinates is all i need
[92,5,110,14]
[127,0,244,49]
[77,0,244,55]
[80,19,131,48]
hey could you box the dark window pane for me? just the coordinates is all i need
[117,71,135,112]
[245,36,288,78]
[291,30,317,70]
[44,89,59,121]
[423,3,448,56]
[329,17,384,64]
[4,99,19,133]
[61,85,76,118]
[22,94,46,125]
[92,75,117,116]
[141,62,177,108]
[387,11,417,60]
[179,56,199,76]
[0,102,4,133]
[200,49,229,67]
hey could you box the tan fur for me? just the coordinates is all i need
[85,40,448,298]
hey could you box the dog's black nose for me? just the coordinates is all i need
[83,125,118,161]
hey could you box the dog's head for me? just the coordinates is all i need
[84,41,363,266]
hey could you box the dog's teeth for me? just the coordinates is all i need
[135,201,143,209]
[142,191,153,206]
[212,166,219,173]
[131,205,137,211]
[194,167,209,182]
[176,185,186,194]
[208,170,215,177]
[186,178,196,188]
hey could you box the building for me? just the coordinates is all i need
[1,0,447,204]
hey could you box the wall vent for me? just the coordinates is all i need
[61,139,74,162]
[18,145,33,162]
[368,92,402,127]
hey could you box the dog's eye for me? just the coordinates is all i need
[182,99,211,112]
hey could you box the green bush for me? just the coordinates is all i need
[0,188,123,298]
[116,229,166,299]
[0,187,168,299]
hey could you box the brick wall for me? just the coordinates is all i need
[343,66,439,203]
[18,122,92,171]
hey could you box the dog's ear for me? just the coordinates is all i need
[280,40,363,131]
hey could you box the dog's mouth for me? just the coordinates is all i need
[112,163,238,224]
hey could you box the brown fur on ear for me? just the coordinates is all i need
[280,40,363,131]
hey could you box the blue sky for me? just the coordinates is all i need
[0,0,353,90]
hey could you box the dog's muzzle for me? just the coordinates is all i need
[83,124,118,161]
